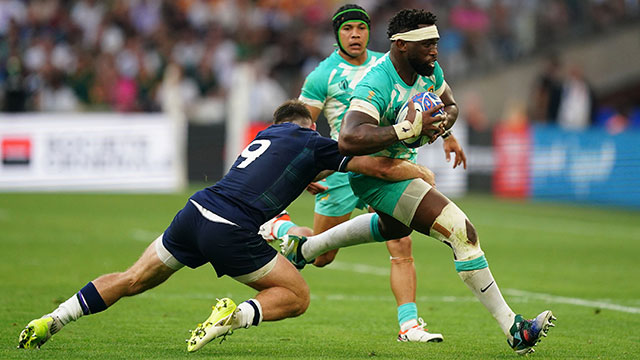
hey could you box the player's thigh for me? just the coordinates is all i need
[245,253,308,297]
[350,175,431,227]
[127,236,178,290]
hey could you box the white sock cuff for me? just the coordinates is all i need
[400,318,418,331]
[52,294,84,326]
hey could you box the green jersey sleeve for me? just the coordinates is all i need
[299,66,329,110]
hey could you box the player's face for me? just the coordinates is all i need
[406,38,438,77]
[339,21,369,58]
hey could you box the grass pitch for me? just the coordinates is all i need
[1,190,639,359]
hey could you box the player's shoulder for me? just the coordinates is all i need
[359,53,394,87]
[262,123,318,138]
[367,49,386,61]
[308,51,342,75]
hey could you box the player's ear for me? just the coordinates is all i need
[310,122,317,131]
[394,39,407,52]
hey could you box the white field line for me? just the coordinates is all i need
[473,215,640,240]
[327,261,390,276]
[139,290,640,315]
[139,262,640,314]
[327,261,640,314]
[503,289,640,314]
[130,229,161,242]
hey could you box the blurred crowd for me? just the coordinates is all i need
[1,0,638,123]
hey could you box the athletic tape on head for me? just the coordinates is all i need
[390,25,439,41]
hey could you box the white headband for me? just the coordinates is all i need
[389,25,439,41]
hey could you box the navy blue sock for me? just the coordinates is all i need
[246,299,261,326]
[76,282,108,315]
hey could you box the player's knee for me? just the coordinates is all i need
[377,221,412,240]
[429,202,482,261]
[385,236,412,257]
[313,250,338,267]
[290,283,310,317]
[290,226,313,237]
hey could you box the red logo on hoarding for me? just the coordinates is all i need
[493,123,530,198]
[2,137,32,166]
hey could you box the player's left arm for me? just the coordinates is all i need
[439,82,458,130]
[438,83,467,169]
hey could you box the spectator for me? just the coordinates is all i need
[0,0,637,113]
[530,54,564,124]
[3,56,28,112]
[37,69,79,112]
[556,63,596,130]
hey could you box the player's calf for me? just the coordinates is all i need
[312,249,339,267]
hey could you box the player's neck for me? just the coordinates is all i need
[390,51,417,86]
[338,49,368,66]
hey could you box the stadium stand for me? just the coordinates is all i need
[1,0,638,118]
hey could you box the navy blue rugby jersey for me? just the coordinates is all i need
[190,122,351,232]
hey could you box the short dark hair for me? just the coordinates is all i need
[273,100,312,124]
[387,9,437,39]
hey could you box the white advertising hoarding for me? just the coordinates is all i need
[0,113,185,192]
[416,118,468,198]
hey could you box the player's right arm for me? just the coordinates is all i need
[304,104,331,195]
[346,156,435,186]
[339,100,443,156]
[301,75,329,194]
[299,64,328,124]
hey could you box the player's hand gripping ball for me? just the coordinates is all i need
[395,92,445,148]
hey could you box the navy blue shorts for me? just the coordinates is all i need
[162,200,277,278]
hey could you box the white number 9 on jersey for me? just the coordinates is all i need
[237,139,271,168]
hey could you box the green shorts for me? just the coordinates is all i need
[348,173,432,226]
[314,172,367,217]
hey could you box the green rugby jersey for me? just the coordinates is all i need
[299,49,384,140]
[350,53,446,161]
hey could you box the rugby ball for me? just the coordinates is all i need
[395,92,445,148]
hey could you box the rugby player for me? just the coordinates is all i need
[259,4,445,343]
[17,100,441,352]
[280,9,556,355]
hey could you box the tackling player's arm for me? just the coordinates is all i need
[304,104,331,194]
[315,154,435,186]
[346,156,435,186]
